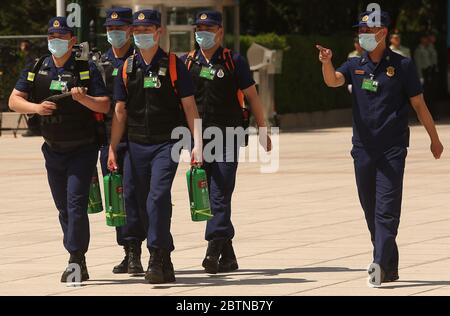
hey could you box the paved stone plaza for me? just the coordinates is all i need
[1,124,450,296]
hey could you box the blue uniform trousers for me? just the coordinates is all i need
[204,139,239,242]
[42,143,98,255]
[128,141,179,252]
[100,143,146,246]
[352,145,407,273]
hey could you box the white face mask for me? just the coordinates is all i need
[48,38,70,58]
[359,30,383,52]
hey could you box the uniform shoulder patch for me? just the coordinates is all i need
[27,72,35,82]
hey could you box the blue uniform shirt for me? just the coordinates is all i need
[114,47,195,102]
[15,54,109,97]
[337,49,423,150]
[104,46,134,68]
[103,46,134,98]
[180,47,256,90]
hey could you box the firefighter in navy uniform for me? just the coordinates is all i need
[182,11,272,275]
[317,11,444,287]
[9,17,110,283]
[108,9,203,284]
[99,7,146,276]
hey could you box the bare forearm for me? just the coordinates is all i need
[322,62,342,87]
[182,99,202,148]
[9,93,37,114]
[110,105,127,149]
[243,85,268,128]
[417,106,440,143]
[79,95,110,114]
[247,94,267,128]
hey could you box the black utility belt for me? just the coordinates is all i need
[45,138,98,153]
[128,134,179,146]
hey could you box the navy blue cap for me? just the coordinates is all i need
[48,17,74,35]
[133,10,161,27]
[193,10,222,26]
[104,7,133,27]
[353,11,391,28]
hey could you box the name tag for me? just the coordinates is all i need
[112,68,119,77]
[361,78,379,92]
[199,66,216,81]
[144,75,161,89]
[49,80,67,92]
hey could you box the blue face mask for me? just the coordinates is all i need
[133,33,157,50]
[195,31,216,50]
[359,31,382,52]
[48,38,70,58]
[107,30,128,49]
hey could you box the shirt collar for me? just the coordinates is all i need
[46,53,76,71]
[360,48,392,66]
[136,47,165,69]
[196,46,225,65]
[105,45,135,62]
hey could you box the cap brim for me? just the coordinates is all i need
[48,28,73,35]
[133,21,161,27]
[192,20,221,26]
[104,20,131,27]
[353,22,388,28]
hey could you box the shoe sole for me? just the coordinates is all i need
[145,273,165,284]
[61,275,90,283]
[367,263,382,288]
[218,264,239,273]
[164,276,176,283]
[203,258,220,274]
[128,267,145,275]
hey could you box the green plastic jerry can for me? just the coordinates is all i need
[87,169,103,214]
[186,166,213,222]
[104,172,127,227]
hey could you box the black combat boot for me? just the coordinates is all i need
[61,252,89,283]
[128,241,144,275]
[162,251,176,283]
[383,270,400,283]
[112,245,129,274]
[202,240,225,275]
[219,240,239,273]
[145,248,165,284]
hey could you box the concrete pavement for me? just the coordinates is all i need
[0,124,449,296]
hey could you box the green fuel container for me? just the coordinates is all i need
[104,172,127,227]
[87,169,103,214]
[186,167,213,222]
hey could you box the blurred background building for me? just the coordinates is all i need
[0,0,449,128]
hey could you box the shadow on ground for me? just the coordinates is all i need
[86,266,365,288]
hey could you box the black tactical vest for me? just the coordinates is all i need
[100,53,119,138]
[186,49,244,128]
[125,53,185,144]
[30,56,97,152]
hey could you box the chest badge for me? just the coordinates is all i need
[217,69,225,79]
[158,67,167,76]
[355,69,365,75]
[386,66,396,78]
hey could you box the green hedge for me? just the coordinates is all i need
[238,33,355,114]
